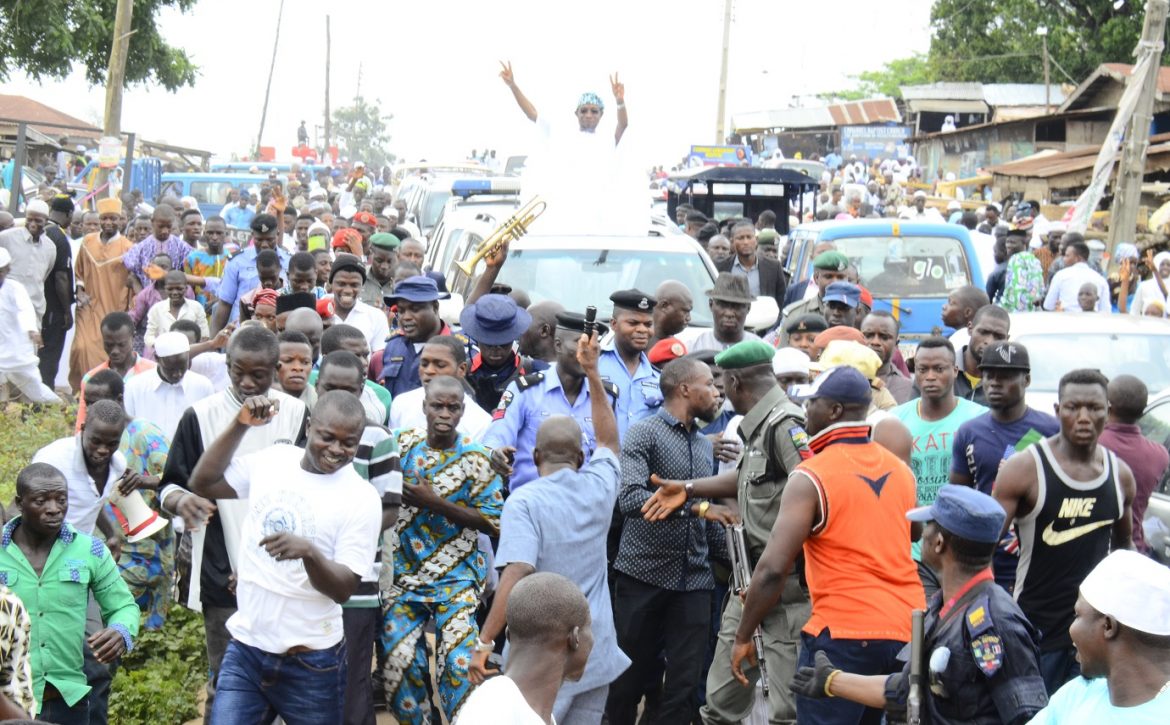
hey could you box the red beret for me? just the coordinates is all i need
[648,337,688,366]
[316,297,335,319]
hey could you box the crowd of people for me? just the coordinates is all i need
[0,86,1167,725]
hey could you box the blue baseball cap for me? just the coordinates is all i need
[385,275,450,304]
[907,485,1006,544]
[460,294,532,345]
[787,365,872,406]
[822,281,861,308]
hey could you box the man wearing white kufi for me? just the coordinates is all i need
[0,246,62,403]
[1028,549,1170,722]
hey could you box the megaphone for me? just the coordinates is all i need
[107,489,169,543]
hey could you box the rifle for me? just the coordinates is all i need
[907,608,925,725]
[726,523,768,697]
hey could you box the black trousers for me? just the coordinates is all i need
[38,309,67,387]
[606,573,711,725]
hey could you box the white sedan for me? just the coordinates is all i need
[1008,312,1170,412]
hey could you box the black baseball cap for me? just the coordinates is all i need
[979,341,1030,371]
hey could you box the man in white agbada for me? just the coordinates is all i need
[0,246,61,403]
[500,61,643,236]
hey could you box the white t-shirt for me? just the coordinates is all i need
[388,386,492,439]
[455,675,553,725]
[223,444,381,653]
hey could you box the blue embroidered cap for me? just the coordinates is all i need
[577,92,604,111]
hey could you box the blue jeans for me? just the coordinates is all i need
[1039,646,1081,695]
[796,628,905,725]
[38,693,89,725]
[210,639,347,725]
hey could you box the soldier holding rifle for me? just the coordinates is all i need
[789,484,1048,724]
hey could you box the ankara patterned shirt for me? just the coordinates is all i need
[390,428,503,602]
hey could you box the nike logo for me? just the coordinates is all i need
[1041,519,1113,546]
[857,472,890,498]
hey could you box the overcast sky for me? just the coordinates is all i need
[5,0,934,168]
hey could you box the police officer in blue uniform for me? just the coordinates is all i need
[483,311,618,490]
[598,289,663,439]
[379,275,467,398]
[460,293,549,411]
[791,484,1048,724]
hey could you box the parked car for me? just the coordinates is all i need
[1007,312,1170,413]
[1136,389,1170,564]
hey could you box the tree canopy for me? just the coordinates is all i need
[332,96,394,168]
[927,0,1159,85]
[832,0,1167,99]
[0,0,198,91]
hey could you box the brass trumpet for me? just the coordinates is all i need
[455,196,546,276]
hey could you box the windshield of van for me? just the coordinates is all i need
[830,235,973,298]
[191,181,247,206]
[494,248,715,326]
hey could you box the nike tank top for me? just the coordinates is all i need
[1015,438,1121,651]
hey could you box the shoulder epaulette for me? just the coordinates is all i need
[517,372,544,390]
[603,381,620,399]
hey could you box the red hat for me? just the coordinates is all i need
[316,297,336,319]
[331,228,362,255]
[252,288,278,309]
[351,211,377,226]
[648,337,688,366]
[812,325,865,350]
[859,285,873,308]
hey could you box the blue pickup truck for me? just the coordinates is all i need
[784,219,986,344]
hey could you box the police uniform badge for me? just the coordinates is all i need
[965,594,1003,677]
[970,633,1003,676]
[788,425,812,460]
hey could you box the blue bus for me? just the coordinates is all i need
[784,219,987,344]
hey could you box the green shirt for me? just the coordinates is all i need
[0,519,140,707]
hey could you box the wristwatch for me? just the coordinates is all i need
[685,481,695,499]
[698,500,711,519]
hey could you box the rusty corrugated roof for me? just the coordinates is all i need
[987,132,1170,179]
[0,94,100,135]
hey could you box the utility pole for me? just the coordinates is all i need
[1108,0,1169,256]
[323,15,332,165]
[255,0,285,159]
[99,0,134,195]
[715,0,733,144]
[1038,26,1051,114]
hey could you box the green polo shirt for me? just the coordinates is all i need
[0,519,140,708]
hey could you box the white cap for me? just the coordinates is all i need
[354,161,366,169]
[307,221,331,239]
[0,247,11,267]
[773,347,811,376]
[153,331,191,358]
[308,187,328,201]
[1080,549,1170,636]
[25,199,49,216]
[913,190,927,200]
[947,200,962,211]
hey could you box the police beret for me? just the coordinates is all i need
[370,232,400,250]
[610,289,657,313]
[555,311,610,337]
[785,313,829,335]
[813,250,849,271]
[648,337,687,366]
[714,340,776,370]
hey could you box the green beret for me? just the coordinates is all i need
[714,340,776,370]
[370,232,400,250]
[813,250,849,271]
[757,229,779,245]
